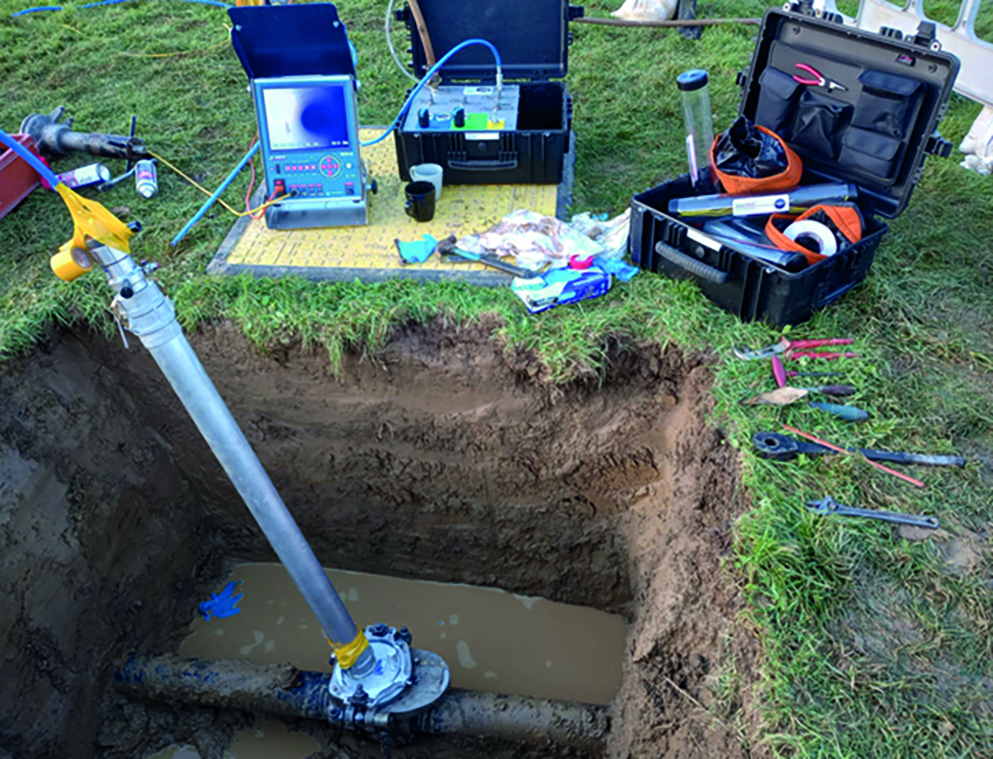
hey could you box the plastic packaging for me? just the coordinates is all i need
[458,210,604,270]
[570,209,631,259]
[700,218,808,272]
[713,117,788,180]
[677,70,715,191]
[960,104,993,175]
[668,182,857,218]
[611,0,677,21]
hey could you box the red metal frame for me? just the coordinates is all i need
[0,134,44,221]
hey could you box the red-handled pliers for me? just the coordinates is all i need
[793,63,848,93]
[733,337,857,361]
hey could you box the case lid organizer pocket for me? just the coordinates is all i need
[851,70,922,139]
[790,89,852,159]
[838,127,903,180]
[755,68,802,134]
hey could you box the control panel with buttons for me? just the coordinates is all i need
[253,74,369,229]
[268,150,359,200]
[401,84,521,133]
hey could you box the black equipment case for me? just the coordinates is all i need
[393,0,584,185]
[630,1,960,326]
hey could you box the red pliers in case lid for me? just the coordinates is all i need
[733,337,857,361]
[793,63,848,93]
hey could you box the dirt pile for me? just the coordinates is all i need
[0,321,754,758]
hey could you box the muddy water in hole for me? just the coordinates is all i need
[147,720,320,759]
[181,563,627,706]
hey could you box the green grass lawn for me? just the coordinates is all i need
[2,0,992,756]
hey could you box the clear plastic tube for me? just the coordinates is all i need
[677,70,715,191]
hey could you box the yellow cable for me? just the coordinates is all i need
[148,149,288,217]
[120,36,231,59]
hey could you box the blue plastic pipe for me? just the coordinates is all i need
[0,127,61,188]
[170,141,260,246]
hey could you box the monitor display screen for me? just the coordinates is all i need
[262,85,350,151]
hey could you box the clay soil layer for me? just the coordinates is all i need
[0,321,751,759]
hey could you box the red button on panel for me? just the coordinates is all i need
[319,154,342,179]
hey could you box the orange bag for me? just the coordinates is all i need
[766,204,865,265]
[711,125,803,195]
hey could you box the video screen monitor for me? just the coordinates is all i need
[262,85,350,151]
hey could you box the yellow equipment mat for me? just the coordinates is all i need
[208,128,572,285]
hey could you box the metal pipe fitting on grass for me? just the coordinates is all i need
[21,106,150,160]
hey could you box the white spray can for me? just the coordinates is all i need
[57,163,111,189]
[135,159,158,199]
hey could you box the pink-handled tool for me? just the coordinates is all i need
[793,63,848,92]
[772,356,787,388]
[734,337,857,361]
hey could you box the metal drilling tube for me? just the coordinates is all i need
[92,244,373,675]
[148,337,370,661]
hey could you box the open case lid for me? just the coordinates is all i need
[740,3,959,218]
[228,3,356,80]
[399,0,584,82]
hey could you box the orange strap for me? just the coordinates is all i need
[766,204,864,264]
[712,125,803,195]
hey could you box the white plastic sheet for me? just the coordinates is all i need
[457,209,631,269]
[611,0,677,22]
[960,104,993,175]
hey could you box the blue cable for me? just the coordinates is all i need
[361,38,502,147]
[11,0,231,18]
[170,141,260,247]
[11,5,62,16]
[0,127,61,189]
[78,0,128,8]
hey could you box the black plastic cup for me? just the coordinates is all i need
[404,181,436,222]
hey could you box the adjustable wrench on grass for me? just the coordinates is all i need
[806,496,939,529]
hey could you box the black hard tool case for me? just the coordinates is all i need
[630,2,959,326]
[393,0,584,185]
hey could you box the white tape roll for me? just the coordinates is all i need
[783,220,838,257]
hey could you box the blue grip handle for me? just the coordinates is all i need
[809,402,868,422]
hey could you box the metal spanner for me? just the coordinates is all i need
[806,496,939,529]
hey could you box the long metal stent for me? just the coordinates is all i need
[88,240,376,677]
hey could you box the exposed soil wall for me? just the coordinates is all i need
[0,321,752,759]
[0,336,226,759]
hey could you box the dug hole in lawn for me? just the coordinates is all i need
[0,320,755,759]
